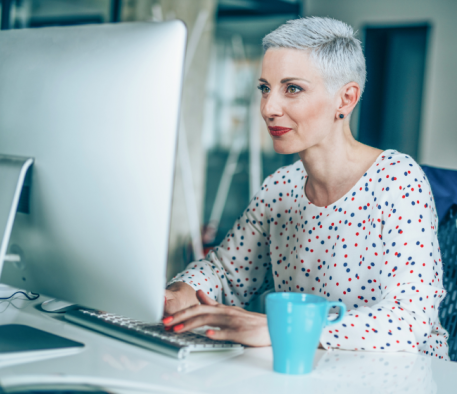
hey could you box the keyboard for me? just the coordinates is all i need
[64,308,243,359]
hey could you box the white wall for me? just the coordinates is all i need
[305,0,457,169]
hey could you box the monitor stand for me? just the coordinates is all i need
[41,298,75,312]
[0,155,84,353]
[0,154,34,275]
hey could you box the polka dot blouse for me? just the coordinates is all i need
[169,150,449,360]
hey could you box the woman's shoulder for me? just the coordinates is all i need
[373,150,438,236]
[372,149,431,198]
[376,150,425,176]
[262,159,305,186]
[258,159,305,198]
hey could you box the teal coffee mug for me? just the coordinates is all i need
[266,292,346,375]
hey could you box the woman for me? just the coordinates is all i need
[163,17,449,360]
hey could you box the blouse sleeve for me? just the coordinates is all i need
[320,165,447,354]
[167,177,273,308]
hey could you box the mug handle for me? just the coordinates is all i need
[326,301,347,326]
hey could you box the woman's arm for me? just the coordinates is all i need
[319,168,447,356]
[165,177,273,314]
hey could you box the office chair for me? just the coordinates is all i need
[438,204,457,361]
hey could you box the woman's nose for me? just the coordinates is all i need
[262,94,283,119]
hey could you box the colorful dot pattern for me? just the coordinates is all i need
[169,150,449,360]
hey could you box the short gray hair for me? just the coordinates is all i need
[263,17,366,96]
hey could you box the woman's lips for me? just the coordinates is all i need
[268,126,292,136]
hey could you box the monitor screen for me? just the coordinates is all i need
[0,21,186,322]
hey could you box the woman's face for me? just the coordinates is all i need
[259,48,338,155]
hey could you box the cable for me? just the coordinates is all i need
[0,291,39,301]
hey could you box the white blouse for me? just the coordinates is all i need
[170,150,449,360]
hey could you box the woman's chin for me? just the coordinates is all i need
[272,139,303,155]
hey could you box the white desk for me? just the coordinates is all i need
[0,295,455,394]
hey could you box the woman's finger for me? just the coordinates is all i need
[163,296,184,316]
[206,328,238,342]
[163,303,227,326]
[172,313,233,333]
[196,289,219,306]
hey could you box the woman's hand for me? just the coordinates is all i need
[162,289,271,347]
[164,282,199,316]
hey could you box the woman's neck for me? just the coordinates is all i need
[299,122,382,207]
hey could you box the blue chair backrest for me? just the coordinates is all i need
[423,164,457,361]
[422,165,457,222]
[437,204,457,361]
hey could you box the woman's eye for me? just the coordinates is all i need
[257,84,270,94]
[286,85,302,94]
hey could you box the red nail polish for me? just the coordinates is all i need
[173,323,184,332]
[206,329,215,336]
[162,316,173,325]
[164,326,172,331]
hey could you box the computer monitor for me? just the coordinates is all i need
[0,21,186,323]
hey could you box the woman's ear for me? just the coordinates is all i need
[336,82,360,119]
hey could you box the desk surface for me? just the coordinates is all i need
[0,295,455,394]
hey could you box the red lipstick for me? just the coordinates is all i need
[268,126,292,136]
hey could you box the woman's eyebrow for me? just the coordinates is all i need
[258,78,269,84]
[280,77,310,84]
